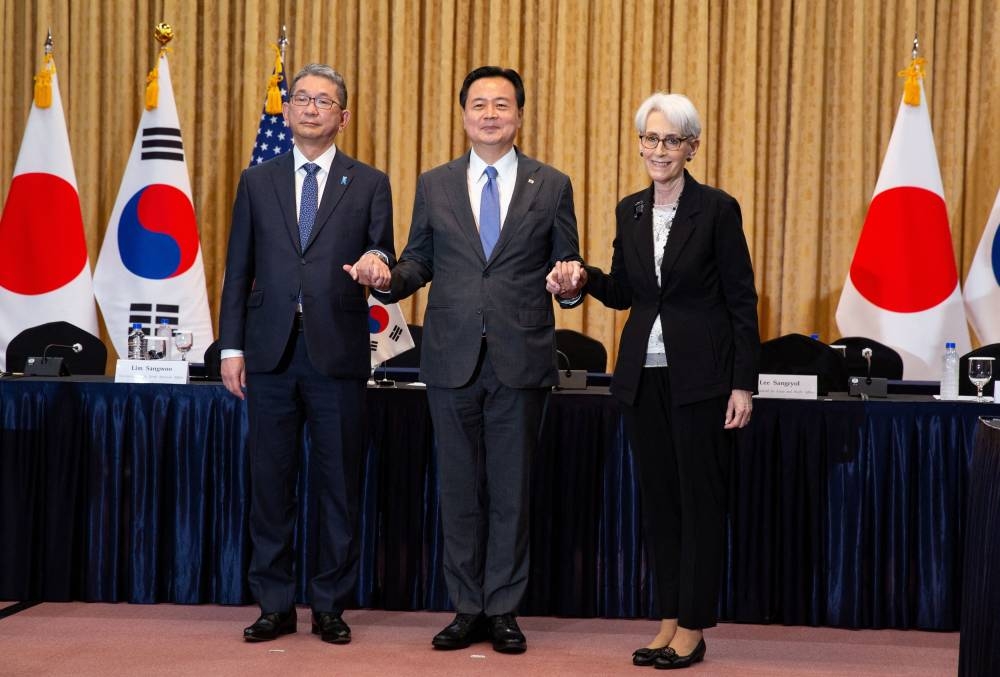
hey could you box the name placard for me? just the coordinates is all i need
[757,373,818,399]
[114,359,189,384]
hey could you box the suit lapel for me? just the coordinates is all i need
[443,152,487,264]
[269,152,301,253]
[628,186,657,284]
[659,172,702,286]
[303,151,354,253]
[487,150,542,265]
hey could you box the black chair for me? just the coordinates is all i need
[201,339,222,380]
[759,333,848,395]
[959,343,1000,397]
[555,328,608,373]
[388,324,422,368]
[5,321,107,375]
[831,336,904,380]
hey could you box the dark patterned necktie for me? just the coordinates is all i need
[299,162,320,249]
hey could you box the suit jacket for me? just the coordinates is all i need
[585,171,760,406]
[377,148,582,389]
[219,149,395,378]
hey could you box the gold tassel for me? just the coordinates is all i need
[265,44,284,114]
[897,56,927,107]
[145,61,160,110]
[33,53,55,109]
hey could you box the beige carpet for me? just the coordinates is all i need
[0,603,957,676]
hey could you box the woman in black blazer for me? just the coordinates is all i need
[560,93,759,669]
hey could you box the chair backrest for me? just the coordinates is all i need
[201,339,222,380]
[958,343,1000,396]
[555,328,608,373]
[759,333,848,395]
[6,321,107,375]
[831,336,904,380]
[388,324,422,368]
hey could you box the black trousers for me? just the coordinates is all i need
[621,367,731,629]
[245,327,365,615]
[426,339,548,616]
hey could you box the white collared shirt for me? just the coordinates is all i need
[467,147,518,230]
[292,144,338,219]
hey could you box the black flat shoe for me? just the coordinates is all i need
[243,609,297,642]
[432,613,487,650]
[653,639,706,669]
[488,613,527,654]
[312,612,351,644]
[633,646,667,666]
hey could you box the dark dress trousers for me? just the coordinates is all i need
[376,148,582,616]
[585,170,759,628]
[219,149,394,615]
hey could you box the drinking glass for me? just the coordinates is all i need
[968,356,994,402]
[172,329,194,361]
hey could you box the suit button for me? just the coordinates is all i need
[301,258,306,265]
[476,309,482,315]
[483,272,490,278]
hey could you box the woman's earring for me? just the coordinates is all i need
[640,150,645,157]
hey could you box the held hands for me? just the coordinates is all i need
[724,389,753,429]
[546,260,587,299]
[343,252,391,289]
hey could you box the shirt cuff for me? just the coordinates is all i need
[364,249,389,264]
[558,293,582,306]
[220,349,244,360]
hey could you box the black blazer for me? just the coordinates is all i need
[219,149,395,378]
[376,148,582,388]
[584,171,759,406]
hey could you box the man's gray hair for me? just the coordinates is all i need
[289,63,348,109]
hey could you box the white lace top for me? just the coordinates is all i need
[645,203,677,367]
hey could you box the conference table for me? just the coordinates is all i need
[0,376,994,631]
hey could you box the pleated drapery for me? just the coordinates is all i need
[1,1,997,366]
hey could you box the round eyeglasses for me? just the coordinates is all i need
[289,93,342,111]
[639,133,689,151]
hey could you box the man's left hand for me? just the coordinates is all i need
[724,389,753,429]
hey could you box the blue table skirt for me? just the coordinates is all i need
[0,378,991,629]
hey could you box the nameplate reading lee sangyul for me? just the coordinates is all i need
[756,374,818,399]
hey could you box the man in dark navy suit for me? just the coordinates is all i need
[219,63,394,644]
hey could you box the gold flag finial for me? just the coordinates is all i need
[897,35,925,107]
[145,23,174,110]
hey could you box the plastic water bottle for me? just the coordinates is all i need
[940,342,959,400]
[127,323,146,360]
[155,319,173,359]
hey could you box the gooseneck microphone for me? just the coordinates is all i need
[43,343,83,361]
[861,347,873,384]
[555,349,572,376]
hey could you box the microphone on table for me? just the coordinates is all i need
[554,349,586,390]
[555,349,572,378]
[24,342,82,377]
[862,347,873,385]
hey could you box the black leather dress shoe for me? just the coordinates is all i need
[632,646,667,666]
[312,612,351,644]
[489,613,527,654]
[653,639,706,669]
[243,609,297,642]
[432,613,487,649]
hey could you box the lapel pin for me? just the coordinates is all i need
[340,175,349,185]
[528,178,535,184]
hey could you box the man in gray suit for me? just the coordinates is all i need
[371,66,584,654]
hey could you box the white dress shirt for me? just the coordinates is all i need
[468,147,518,231]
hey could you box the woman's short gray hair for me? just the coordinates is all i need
[634,92,701,138]
[289,63,349,109]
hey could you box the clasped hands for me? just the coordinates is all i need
[342,252,391,289]
[546,261,587,299]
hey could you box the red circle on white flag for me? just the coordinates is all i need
[0,172,87,294]
[849,186,957,312]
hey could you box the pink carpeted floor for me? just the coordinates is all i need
[0,603,957,676]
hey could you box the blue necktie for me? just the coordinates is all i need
[299,163,320,249]
[480,166,500,259]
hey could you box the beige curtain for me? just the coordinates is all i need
[1,0,998,367]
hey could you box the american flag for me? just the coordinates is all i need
[248,56,292,167]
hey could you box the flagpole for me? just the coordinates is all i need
[278,24,288,67]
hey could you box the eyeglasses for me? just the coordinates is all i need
[289,93,342,111]
[639,133,689,151]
